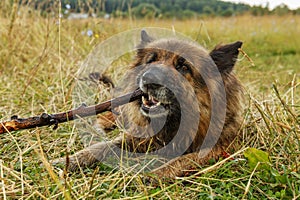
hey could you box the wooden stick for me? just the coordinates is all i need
[0,89,143,134]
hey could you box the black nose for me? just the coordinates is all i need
[142,71,156,85]
[140,67,166,91]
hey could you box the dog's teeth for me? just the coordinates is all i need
[142,96,146,104]
[156,102,161,106]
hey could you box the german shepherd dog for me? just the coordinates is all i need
[53,30,244,179]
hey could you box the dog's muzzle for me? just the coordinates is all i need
[138,66,174,118]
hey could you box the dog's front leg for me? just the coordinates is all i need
[51,137,123,171]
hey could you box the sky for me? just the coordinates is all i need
[221,0,300,10]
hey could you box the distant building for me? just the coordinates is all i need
[67,13,97,20]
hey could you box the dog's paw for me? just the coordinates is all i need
[49,156,82,172]
[143,169,175,186]
[143,173,161,186]
[49,157,64,166]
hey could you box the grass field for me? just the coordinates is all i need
[0,7,299,199]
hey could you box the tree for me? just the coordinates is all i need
[272,4,291,16]
[131,3,160,19]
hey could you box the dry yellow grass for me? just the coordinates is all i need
[0,6,299,199]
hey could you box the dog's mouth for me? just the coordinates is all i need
[142,94,161,108]
[140,91,170,118]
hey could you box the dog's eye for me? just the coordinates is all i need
[176,65,191,74]
[146,52,158,64]
[175,57,192,74]
[175,57,186,70]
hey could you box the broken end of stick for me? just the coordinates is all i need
[0,120,20,134]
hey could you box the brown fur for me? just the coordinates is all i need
[53,31,244,179]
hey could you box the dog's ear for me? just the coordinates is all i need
[209,41,242,73]
[140,30,154,45]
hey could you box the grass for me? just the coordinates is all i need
[0,6,299,199]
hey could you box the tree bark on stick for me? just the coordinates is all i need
[0,89,143,134]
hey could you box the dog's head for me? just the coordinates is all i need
[131,30,242,121]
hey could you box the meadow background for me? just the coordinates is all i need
[0,2,299,199]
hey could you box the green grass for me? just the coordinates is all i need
[0,7,299,199]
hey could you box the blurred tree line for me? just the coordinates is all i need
[2,0,300,19]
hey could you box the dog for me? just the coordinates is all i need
[53,30,244,179]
